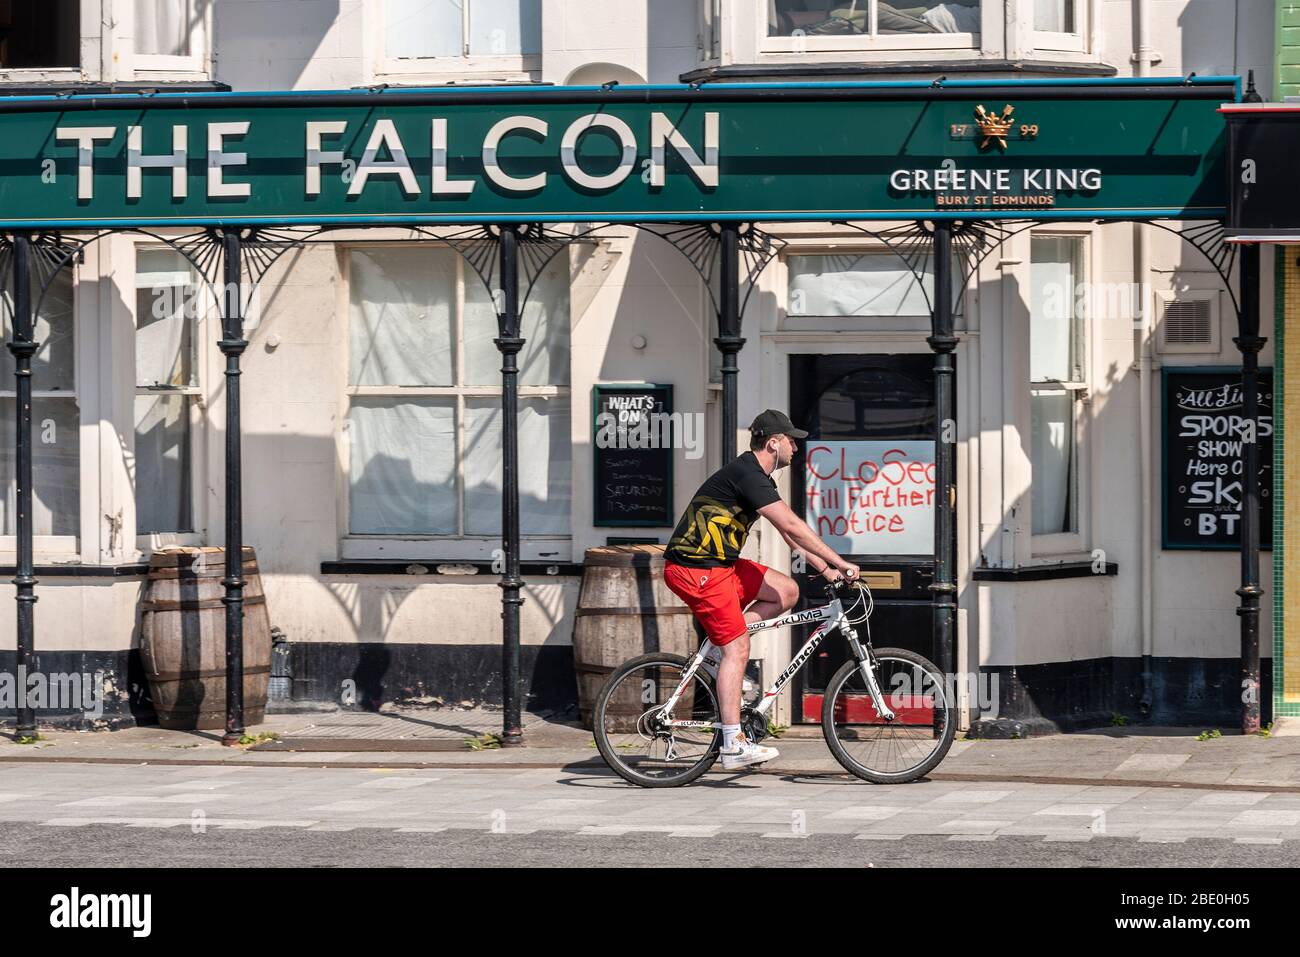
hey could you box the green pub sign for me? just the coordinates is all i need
[0,79,1234,227]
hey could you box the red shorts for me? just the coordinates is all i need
[663,558,769,646]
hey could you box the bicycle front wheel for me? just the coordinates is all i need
[593,652,721,788]
[822,647,956,784]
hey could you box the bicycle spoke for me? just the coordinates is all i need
[826,653,953,781]
[597,659,719,785]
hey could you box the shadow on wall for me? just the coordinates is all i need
[970,229,1273,730]
[212,0,347,92]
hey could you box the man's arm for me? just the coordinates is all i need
[757,499,858,580]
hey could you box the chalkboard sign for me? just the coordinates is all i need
[1162,367,1273,550]
[592,384,674,527]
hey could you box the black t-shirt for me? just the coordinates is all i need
[664,451,782,568]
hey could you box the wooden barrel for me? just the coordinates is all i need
[572,545,701,731]
[140,547,273,730]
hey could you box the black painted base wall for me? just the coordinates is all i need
[969,656,1275,738]
[0,644,577,730]
[0,645,1269,735]
[282,642,576,713]
[0,649,143,730]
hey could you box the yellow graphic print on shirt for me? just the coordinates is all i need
[666,496,756,564]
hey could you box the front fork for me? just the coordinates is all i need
[843,624,896,722]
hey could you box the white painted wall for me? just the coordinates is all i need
[0,1,1277,717]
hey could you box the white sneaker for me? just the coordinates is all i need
[719,735,779,771]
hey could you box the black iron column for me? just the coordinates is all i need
[495,226,525,747]
[1235,242,1265,734]
[715,222,745,467]
[8,234,37,738]
[219,228,248,746]
[927,222,957,684]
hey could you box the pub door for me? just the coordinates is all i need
[789,353,948,723]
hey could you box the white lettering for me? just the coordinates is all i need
[54,126,115,200]
[482,115,548,192]
[348,118,419,197]
[560,113,638,190]
[649,111,719,187]
[206,121,251,198]
[127,125,187,199]
[431,117,475,196]
[304,120,347,196]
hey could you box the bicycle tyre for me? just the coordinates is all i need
[821,647,956,784]
[593,652,721,789]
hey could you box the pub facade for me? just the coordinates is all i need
[0,0,1280,737]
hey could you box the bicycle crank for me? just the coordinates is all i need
[742,707,770,744]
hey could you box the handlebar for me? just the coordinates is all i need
[823,577,858,598]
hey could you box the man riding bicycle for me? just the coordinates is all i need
[663,409,860,771]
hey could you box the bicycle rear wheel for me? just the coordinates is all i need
[593,652,720,788]
[822,647,955,784]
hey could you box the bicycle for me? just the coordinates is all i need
[593,578,955,788]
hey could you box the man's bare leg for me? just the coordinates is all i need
[717,632,749,727]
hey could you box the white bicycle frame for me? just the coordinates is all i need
[655,587,896,730]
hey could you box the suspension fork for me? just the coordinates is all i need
[842,623,896,722]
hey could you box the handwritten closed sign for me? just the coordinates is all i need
[804,441,936,555]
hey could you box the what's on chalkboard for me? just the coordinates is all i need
[1162,367,1273,551]
[592,384,674,527]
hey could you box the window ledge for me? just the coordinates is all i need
[0,79,231,94]
[320,560,582,577]
[972,560,1117,582]
[680,59,1118,82]
[0,563,151,578]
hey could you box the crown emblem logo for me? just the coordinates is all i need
[974,104,1016,151]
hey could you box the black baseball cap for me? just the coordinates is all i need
[749,409,808,440]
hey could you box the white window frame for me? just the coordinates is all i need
[338,242,571,563]
[130,240,212,551]
[1027,228,1093,557]
[372,0,542,84]
[758,0,988,56]
[126,0,212,77]
[1030,0,1089,54]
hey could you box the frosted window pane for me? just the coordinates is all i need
[349,399,457,535]
[0,397,80,536]
[787,253,931,317]
[468,0,541,55]
[135,394,193,534]
[464,259,570,386]
[135,0,191,55]
[1030,236,1081,382]
[464,397,570,534]
[3,266,75,392]
[136,249,198,388]
[388,0,463,58]
[1035,0,1074,32]
[1031,390,1074,535]
[349,247,456,387]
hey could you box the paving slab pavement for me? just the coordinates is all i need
[5,707,1300,790]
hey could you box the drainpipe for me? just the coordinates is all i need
[1134,0,1156,716]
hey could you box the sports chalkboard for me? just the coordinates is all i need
[592,384,674,527]
[1162,368,1273,550]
